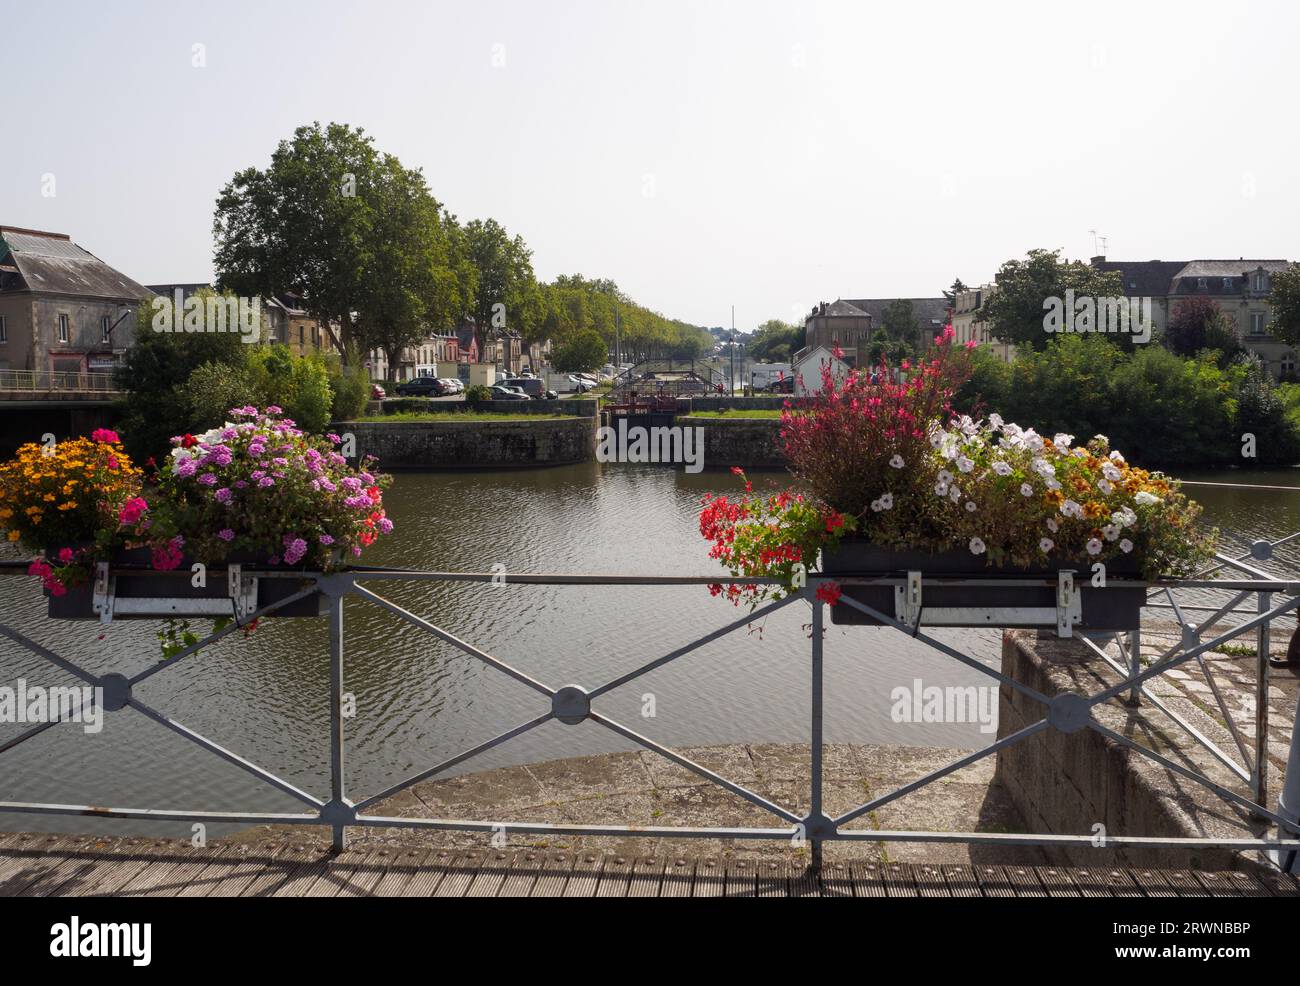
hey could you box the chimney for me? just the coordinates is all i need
[1090,255,1106,265]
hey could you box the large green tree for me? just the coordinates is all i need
[213,122,381,358]
[977,248,1125,351]
[462,218,537,350]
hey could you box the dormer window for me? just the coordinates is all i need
[1221,277,1234,291]
[1254,272,1268,292]
[1196,277,1207,291]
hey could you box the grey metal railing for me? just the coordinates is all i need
[1,564,1298,872]
[0,370,119,394]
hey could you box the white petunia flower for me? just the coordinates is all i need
[1119,538,1134,553]
[957,456,974,473]
[965,500,977,512]
[934,481,949,497]
[992,461,1012,476]
[879,493,894,510]
[1109,450,1125,463]
[1062,499,1082,518]
[1101,462,1121,481]
[1039,538,1054,553]
[889,454,905,469]
[988,413,1004,429]
[969,537,986,555]
[1101,524,1119,541]
[938,469,954,484]
[1046,478,1062,491]
[949,486,961,503]
[871,499,883,512]
[1086,538,1103,556]
[1046,518,1059,533]
[1097,478,1113,494]
[1053,433,1075,450]
[1020,483,1034,497]
[1134,491,1161,506]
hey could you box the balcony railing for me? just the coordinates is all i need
[0,370,120,394]
[1,559,1298,871]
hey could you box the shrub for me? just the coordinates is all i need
[465,384,493,403]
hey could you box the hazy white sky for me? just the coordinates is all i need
[4,0,1297,329]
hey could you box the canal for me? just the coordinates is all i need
[0,464,1296,836]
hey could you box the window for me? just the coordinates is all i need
[0,315,7,343]
[1283,352,1297,376]
[1254,272,1268,292]
[1250,312,1267,336]
[298,325,304,346]
[1222,277,1234,291]
[101,315,111,342]
[57,314,70,343]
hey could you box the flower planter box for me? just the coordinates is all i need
[821,540,1145,632]
[45,548,324,621]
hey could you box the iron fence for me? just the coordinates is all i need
[0,561,1298,872]
[0,370,119,394]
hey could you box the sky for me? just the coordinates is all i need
[3,0,1298,330]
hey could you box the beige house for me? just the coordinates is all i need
[1091,257,1296,378]
[952,284,1014,362]
[0,226,150,376]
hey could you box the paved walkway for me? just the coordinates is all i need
[2,834,1297,897]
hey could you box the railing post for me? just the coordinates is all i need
[327,581,347,854]
[1277,685,1300,873]
[1252,589,1271,816]
[1127,628,1142,707]
[809,591,824,873]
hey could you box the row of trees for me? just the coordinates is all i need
[212,122,710,375]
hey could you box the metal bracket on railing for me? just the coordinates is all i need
[227,564,258,620]
[894,570,923,628]
[1056,570,1081,638]
[92,562,113,624]
[89,563,259,624]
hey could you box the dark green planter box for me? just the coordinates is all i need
[820,540,1145,630]
[45,548,323,620]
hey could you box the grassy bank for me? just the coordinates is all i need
[682,409,783,419]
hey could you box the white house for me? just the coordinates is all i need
[792,345,849,396]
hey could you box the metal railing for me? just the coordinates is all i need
[0,370,120,394]
[1,564,1298,871]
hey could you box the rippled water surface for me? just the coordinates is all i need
[1,463,1296,835]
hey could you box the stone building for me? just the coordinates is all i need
[0,226,151,376]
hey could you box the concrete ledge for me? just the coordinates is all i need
[994,630,1274,873]
[677,417,785,469]
[336,417,596,469]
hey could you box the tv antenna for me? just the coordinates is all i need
[1089,229,1108,256]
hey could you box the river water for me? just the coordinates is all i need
[1,464,1296,836]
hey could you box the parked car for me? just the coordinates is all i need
[439,378,465,394]
[567,375,596,394]
[765,377,795,394]
[488,385,531,401]
[395,376,447,397]
[501,377,548,399]
[370,383,386,400]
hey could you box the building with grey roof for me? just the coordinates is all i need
[0,226,151,377]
